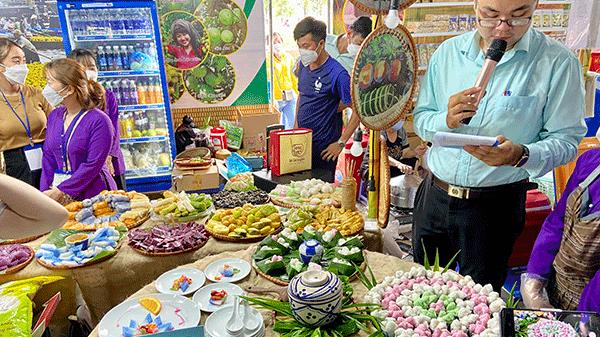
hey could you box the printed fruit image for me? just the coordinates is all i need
[353,29,416,128]
[195,0,248,55]
[358,64,373,90]
[374,60,387,83]
[206,204,281,239]
[166,66,184,103]
[184,54,235,104]
[388,59,402,82]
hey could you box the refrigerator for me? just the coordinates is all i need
[57,0,177,193]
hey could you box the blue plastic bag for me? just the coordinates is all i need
[225,153,252,179]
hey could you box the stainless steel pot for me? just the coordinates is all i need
[390,174,422,209]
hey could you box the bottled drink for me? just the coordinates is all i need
[124,11,135,34]
[113,46,123,71]
[137,82,146,105]
[152,81,162,103]
[124,112,134,138]
[144,81,154,104]
[69,11,81,36]
[105,46,115,71]
[119,113,128,138]
[97,46,107,71]
[147,109,157,130]
[120,46,130,70]
[129,80,139,105]
[147,42,158,68]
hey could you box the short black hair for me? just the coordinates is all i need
[68,48,96,62]
[350,16,372,39]
[293,17,326,43]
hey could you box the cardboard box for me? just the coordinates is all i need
[239,109,280,152]
[270,128,312,176]
[172,165,220,192]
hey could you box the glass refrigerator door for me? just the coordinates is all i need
[63,5,173,180]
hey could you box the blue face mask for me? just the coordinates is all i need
[42,84,66,107]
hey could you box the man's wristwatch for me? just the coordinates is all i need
[336,140,345,148]
[514,145,530,168]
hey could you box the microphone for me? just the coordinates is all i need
[463,39,508,125]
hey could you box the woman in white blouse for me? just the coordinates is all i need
[0,173,68,240]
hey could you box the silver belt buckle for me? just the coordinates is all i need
[448,184,470,199]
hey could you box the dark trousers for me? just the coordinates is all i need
[113,174,126,190]
[412,175,527,291]
[4,147,41,189]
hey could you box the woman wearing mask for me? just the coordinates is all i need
[271,32,297,129]
[40,58,116,203]
[521,130,600,312]
[68,48,126,190]
[0,38,51,188]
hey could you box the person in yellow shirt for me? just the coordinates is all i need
[272,32,297,129]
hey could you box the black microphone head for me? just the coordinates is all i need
[486,39,508,62]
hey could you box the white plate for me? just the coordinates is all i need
[192,283,245,313]
[205,304,264,337]
[98,293,200,337]
[155,267,206,296]
[204,258,251,283]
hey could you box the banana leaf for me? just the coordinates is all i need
[42,226,126,265]
[327,259,355,277]
[253,246,284,261]
[258,235,290,253]
[285,260,306,279]
[300,228,321,242]
[337,236,364,249]
[334,250,364,264]
[256,258,285,275]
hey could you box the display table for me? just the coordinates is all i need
[88,246,417,337]
[253,168,334,192]
[0,220,382,337]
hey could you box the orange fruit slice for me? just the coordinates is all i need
[139,297,161,315]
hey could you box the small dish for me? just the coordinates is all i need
[155,267,206,296]
[205,258,251,283]
[192,282,245,313]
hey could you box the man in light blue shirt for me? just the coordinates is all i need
[325,17,372,73]
[412,0,586,292]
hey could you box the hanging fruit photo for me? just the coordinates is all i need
[351,26,417,130]
[194,0,248,55]
[161,11,209,70]
[184,54,236,104]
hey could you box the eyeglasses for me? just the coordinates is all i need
[477,17,532,28]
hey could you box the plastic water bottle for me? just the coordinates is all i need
[129,80,139,105]
[120,45,129,70]
[147,42,158,67]
[97,46,107,71]
[105,46,115,71]
[113,46,123,70]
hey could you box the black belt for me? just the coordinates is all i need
[432,175,529,200]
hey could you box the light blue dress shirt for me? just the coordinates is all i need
[325,34,355,74]
[414,28,587,188]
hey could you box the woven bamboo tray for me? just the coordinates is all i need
[205,221,282,243]
[36,240,122,270]
[129,238,209,257]
[0,245,34,275]
[0,233,46,245]
[349,0,416,15]
[350,24,418,131]
[213,196,270,209]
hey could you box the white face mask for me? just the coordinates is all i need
[347,43,360,56]
[596,126,600,143]
[0,63,29,85]
[273,43,284,54]
[42,84,66,107]
[85,70,98,82]
[299,48,319,67]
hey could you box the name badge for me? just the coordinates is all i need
[53,171,72,188]
[24,143,43,171]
